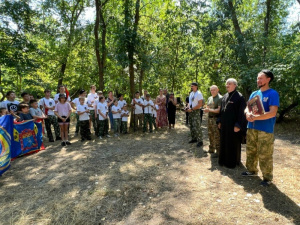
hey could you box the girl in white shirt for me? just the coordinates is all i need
[111,99,121,136]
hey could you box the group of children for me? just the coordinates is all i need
[0,86,160,147]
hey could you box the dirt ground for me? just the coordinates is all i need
[0,112,299,225]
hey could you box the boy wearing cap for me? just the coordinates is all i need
[186,82,204,147]
[243,70,279,187]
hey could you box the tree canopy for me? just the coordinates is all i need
[0,0,299,119]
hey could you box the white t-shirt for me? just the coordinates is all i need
[39,98,55,116]
[87,93,98,110]
[118,100,127,109]
[72,97,87,113]
[121,110,129,122]
[1,100,19,113]
[131,98,143,114]
[112,105,121,119]
[189,91,203,108]
[152,104,159,117]
[143,99,154,114]
[54,93,71,102]
[97,102,107,120]
[77,104,90,121]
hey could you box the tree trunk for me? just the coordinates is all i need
[94,0,107,91]
[58,61,67,87]
[139,66,144,94]
[125,0,140,97]
[227,0,248,65]
[277,102,299,123]
[263,0,272,65]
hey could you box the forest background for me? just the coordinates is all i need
[0,0,299,121]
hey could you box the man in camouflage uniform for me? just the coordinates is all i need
[186,82,203,147]
[203,85,222,157]
[243,70,280,187]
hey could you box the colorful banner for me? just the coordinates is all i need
[0,115,45,176]
[12,120,44,158]
[0,115,13,176]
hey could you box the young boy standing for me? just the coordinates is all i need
[71,90,87,136]
[121,105,129,134]
[112,99,122,137]
[87,85,98,135]
[29,99,47,120]
[97,96,109,139]
[131,91,143,131]
[77,97,92,141]
[18,104,33,121]
[143,94,154,133]
[1,91,19,114]
[39,89,61,142]
[118,94,127,110]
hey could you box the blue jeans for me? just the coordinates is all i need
[108,111,114,130]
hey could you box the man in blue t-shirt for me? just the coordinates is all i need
[242,70,280,187]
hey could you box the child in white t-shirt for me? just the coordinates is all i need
[111,99,121,136]
[118,94,127,109]
[97,96,109,139]
[143,94,154,133]
[152,100,159,130]
[77,97,91,141]
[121,105,129,134]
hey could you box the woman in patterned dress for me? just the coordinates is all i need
[156,89,168,128]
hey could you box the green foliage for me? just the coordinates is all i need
[0,0,299,116]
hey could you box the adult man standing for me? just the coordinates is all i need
[87,85,98,135]
[54,85,71,104]
[186,82,203,147]
[203,85,222,157]
[217,78,247,168]
[243,70,279,187]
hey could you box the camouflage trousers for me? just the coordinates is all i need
[189,109,203,142]
[45,115,60,141]
[134,113,143,130]
[89,110,97,134]
[208,117,220,154]
[97,119,109,137]
[121,121,128,134]
[246,128,274,181]
[152,116,157,130]
[75,114,80,133]
[79,120,91,140]
[143,113,153,132]
[114,118,121,134]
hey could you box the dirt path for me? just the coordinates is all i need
[0,112,299,225]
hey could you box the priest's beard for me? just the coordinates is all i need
[258,83,266,88]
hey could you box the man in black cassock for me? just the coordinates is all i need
[217,78,247,168]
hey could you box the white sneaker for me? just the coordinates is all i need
[114,134,118,137]
[99,136,102,140]
[106,135,111,138]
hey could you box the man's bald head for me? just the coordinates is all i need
[210,85,219,97]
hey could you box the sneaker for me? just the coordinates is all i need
[74,133,78,137]
[241,171,257,176]
[49,139,54,142]
[260,180,272,187]
[81,139,85,142]
[56,137,62,141]
[61,142,66,146]
[87,137,92,140]
[114,134,118,137]
[65,141,71,145]
[99,136,103,140]
[189,140,197,143]
[106,135,111,138]
[197,141,203,147]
